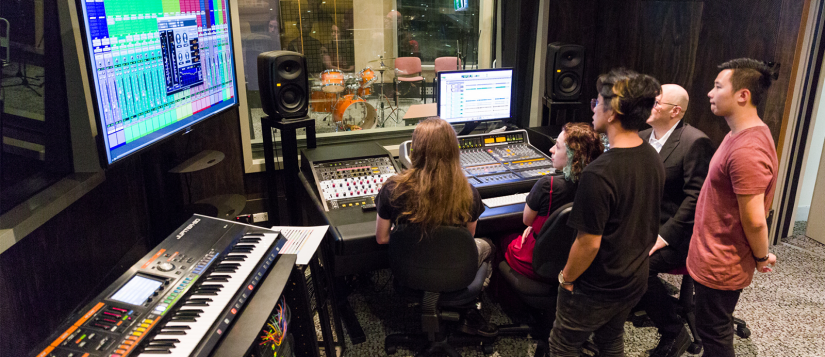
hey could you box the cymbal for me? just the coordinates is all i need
[367,57,396,64]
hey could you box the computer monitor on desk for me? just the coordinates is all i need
[437,68,514,133]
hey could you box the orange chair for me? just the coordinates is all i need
[394,57,427,105]
[432,57,461,102]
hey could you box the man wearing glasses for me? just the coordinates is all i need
[636,84,714,357]
[550,69,664,356]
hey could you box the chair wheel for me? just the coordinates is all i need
[687,343,702,354]
[385,345,397,355]
[736,326,751,338]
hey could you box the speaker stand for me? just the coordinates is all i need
[261,115,316,226]
[542,96,583,126]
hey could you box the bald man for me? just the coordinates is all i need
[637,84,715,357]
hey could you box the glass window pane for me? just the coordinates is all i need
[237,0,485,159]
[1,0,73,214]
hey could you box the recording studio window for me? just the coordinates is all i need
[236,0,493,172]
[0,0,73,214]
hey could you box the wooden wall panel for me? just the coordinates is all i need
[544,0,804,148]
[595,0,643,73]
[688,0,784,145]
[636,2,704,90]
[765,0,808,147]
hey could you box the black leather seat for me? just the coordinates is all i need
[384,224,493,356]
[497,203,598,356]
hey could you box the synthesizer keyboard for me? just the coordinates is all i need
[31,215,286,357]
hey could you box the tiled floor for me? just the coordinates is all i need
[332,232,825,356]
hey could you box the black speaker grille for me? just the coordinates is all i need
[557,73,580,94]
[558,50,582,68]
[278,59,303,80]
[279,84,306,111]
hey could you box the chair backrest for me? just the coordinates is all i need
[395,57,422,76]
[434,57,461,73]
[389,225,478,292]
[532,202,576,281]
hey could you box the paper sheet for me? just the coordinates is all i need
[270,225,329,265]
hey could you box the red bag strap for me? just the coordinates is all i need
[547,175,554,215]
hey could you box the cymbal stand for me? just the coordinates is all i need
[376,56,388,127]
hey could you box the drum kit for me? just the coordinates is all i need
[309,56,397,131]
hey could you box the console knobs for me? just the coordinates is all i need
[157,262,175,272]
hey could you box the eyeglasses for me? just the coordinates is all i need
[655,100,679,109]
[590,98,598,111]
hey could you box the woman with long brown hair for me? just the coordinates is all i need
[503,122,604,280]
[374,117,496,337]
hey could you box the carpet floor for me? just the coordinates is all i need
[332,232,825,356]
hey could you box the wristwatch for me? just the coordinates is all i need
[753,254,769,262]
[558,270,574,286]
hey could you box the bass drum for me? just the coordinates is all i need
[332,94,376,130]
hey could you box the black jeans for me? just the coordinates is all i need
[637,246,686,337]
[694,282,741,357]
[548,285,641,357]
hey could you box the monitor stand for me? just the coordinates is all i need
[457,121,480,136]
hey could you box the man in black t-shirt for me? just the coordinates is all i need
[549,69,665,357]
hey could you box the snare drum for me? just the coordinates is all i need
[358,67,377,88]
[332,94,377,130]
[357,86,372,97]
[320,69,345,93]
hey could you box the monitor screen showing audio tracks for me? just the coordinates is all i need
[437,68,514,124]
[78,0,238,164]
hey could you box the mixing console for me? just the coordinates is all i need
[400,129,555,191]
[303,143,399,211]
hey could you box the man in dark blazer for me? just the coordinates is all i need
[637,84,715,357]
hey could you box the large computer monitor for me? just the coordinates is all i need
[77,0,238,165]
[437,68,514,125]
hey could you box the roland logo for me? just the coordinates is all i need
[176,218,201,239]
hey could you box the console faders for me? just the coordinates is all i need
[312,156,397,210]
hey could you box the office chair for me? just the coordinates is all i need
[394,57,427,105]
[384,224,494,356]
[632,267,751,355]
[432,57,461,102]
[497,203,599,357]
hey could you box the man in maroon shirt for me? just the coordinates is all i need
[687,58,778,357]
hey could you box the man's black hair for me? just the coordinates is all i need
[718,58,777,107]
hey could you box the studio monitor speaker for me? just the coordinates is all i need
[258,51,309,119]
[546,43,584,101]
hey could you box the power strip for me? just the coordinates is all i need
[235,212,269,223]
[252,212,269,222]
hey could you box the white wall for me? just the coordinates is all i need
[797,70,825,221]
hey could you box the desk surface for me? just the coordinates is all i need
[403,103,437,119]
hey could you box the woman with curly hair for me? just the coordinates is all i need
[503,122,604,280]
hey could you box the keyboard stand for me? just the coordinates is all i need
[211,254,297,355]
